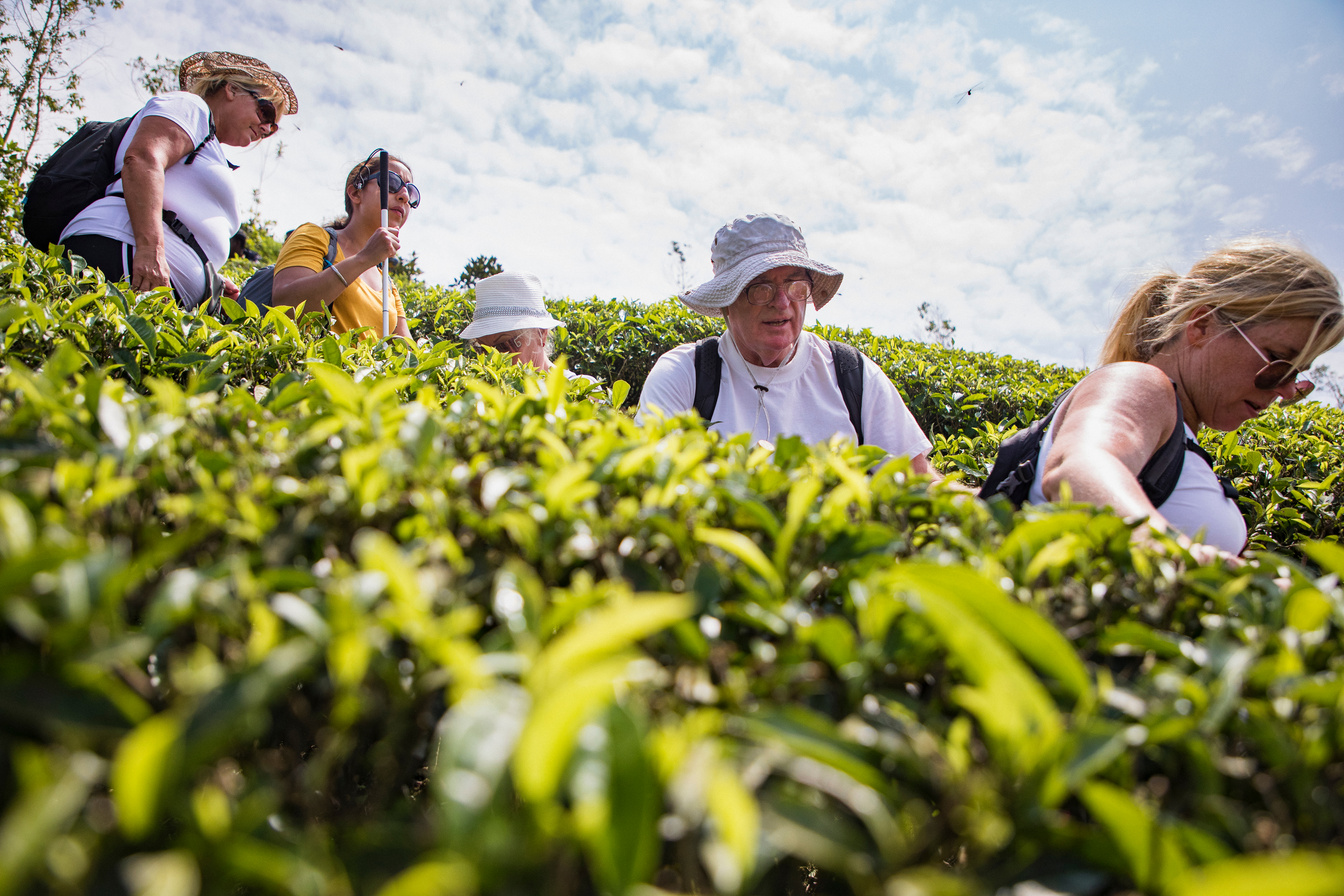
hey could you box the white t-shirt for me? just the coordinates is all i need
[62,92,240,304]
[638,330,933,459]
[1028,419,1247,553]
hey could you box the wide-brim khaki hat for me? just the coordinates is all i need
[681,213,842,317]
[179,51,298,116]
[459,272,565,339]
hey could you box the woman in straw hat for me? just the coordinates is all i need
[459,272,570,372]
[638,213,938,475]
[271,150,418,341]
[61,51,296,313]
[1018,238,1342,555]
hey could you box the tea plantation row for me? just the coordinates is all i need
[2,243,1344,896]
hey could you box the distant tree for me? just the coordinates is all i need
[129,53,178,96]
[667,240,690,293]
[917,301,957,348]
[455,254,503,290]
[389,251,423,283]
[0,0,123,236]
[1311,365,1344,408]
[1,0,124,173]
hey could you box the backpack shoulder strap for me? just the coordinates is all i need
[692,337,722,421]
[828,341,866,444]
[1183,440,1241,501]
[1137,383,1188,506]
[322,227,340,268]
[183,118,217,167]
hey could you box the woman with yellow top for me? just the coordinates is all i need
[271,151,419,340]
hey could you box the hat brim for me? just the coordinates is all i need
[460,312,565,340]
[681,250,843,317]
[179,51,298,115]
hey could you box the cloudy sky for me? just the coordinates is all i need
[53,0,1344,372]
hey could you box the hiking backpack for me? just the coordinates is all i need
[691,337,867,444]
[978,385,1238,507]
[22,115,215,255]
[237,227,341,311]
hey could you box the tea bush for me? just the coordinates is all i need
[3,241,1344,896]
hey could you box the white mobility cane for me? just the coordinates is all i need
[379,150,390,338]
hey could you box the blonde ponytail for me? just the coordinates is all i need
[1100,239,1343,369]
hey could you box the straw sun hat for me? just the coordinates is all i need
[178,51,298,115]
[459,272,564,340]
[681,213,843,317]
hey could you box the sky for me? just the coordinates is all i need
[44,0,1344,374]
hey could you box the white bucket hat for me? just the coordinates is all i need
[681,213,843,317]
[459,272,565,339]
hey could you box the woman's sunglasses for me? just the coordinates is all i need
[241,88,278,135]
[1228,320,1314,404]
[355,169,422,208]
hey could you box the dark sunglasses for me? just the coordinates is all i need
[241,88,278,135]
[355,169,422,209]
[1228,320,1314,404]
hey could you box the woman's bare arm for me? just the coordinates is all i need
[119,116,197,291]
[271,227,399,316]
[1041,362,1179,524]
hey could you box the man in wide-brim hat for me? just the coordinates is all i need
[639,213,939,476]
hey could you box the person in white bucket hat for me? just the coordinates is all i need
[639,213,939,476]
[460,271,567,371]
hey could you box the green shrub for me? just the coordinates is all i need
[3,240,1344,895]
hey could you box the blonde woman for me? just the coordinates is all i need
[1028,239,1343,554]
[61,51,295,312]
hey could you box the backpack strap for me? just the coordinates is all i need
[322,227,340,267]
[1184,440,1241,500]
[692,337,722,421]
[182,119,217,167]
[1135,383,1187,506]
[828,341,866,445]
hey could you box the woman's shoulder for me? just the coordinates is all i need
[275,223,336,267]
[1061,361,1179,429]
[137,91,213,140]
[1075,361,1173,397]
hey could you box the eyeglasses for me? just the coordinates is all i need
[241,88,278,135]
[1227,320,1314,404]
[473,332,528,354]
[745,277,812,305]
[356,170,422,209]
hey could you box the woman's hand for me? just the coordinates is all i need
[355,227,400,268]
[222,278,240,300]
[130,245,174,292]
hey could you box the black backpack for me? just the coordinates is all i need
[692,337,866,444]
[237,227,340,311]
[22,115,214,255]
[978,385,1238,507]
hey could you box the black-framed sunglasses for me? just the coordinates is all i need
[356,169,422,209]
[1228,319,1314,404]
[745,277,813,305]
[240,88,278,135]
